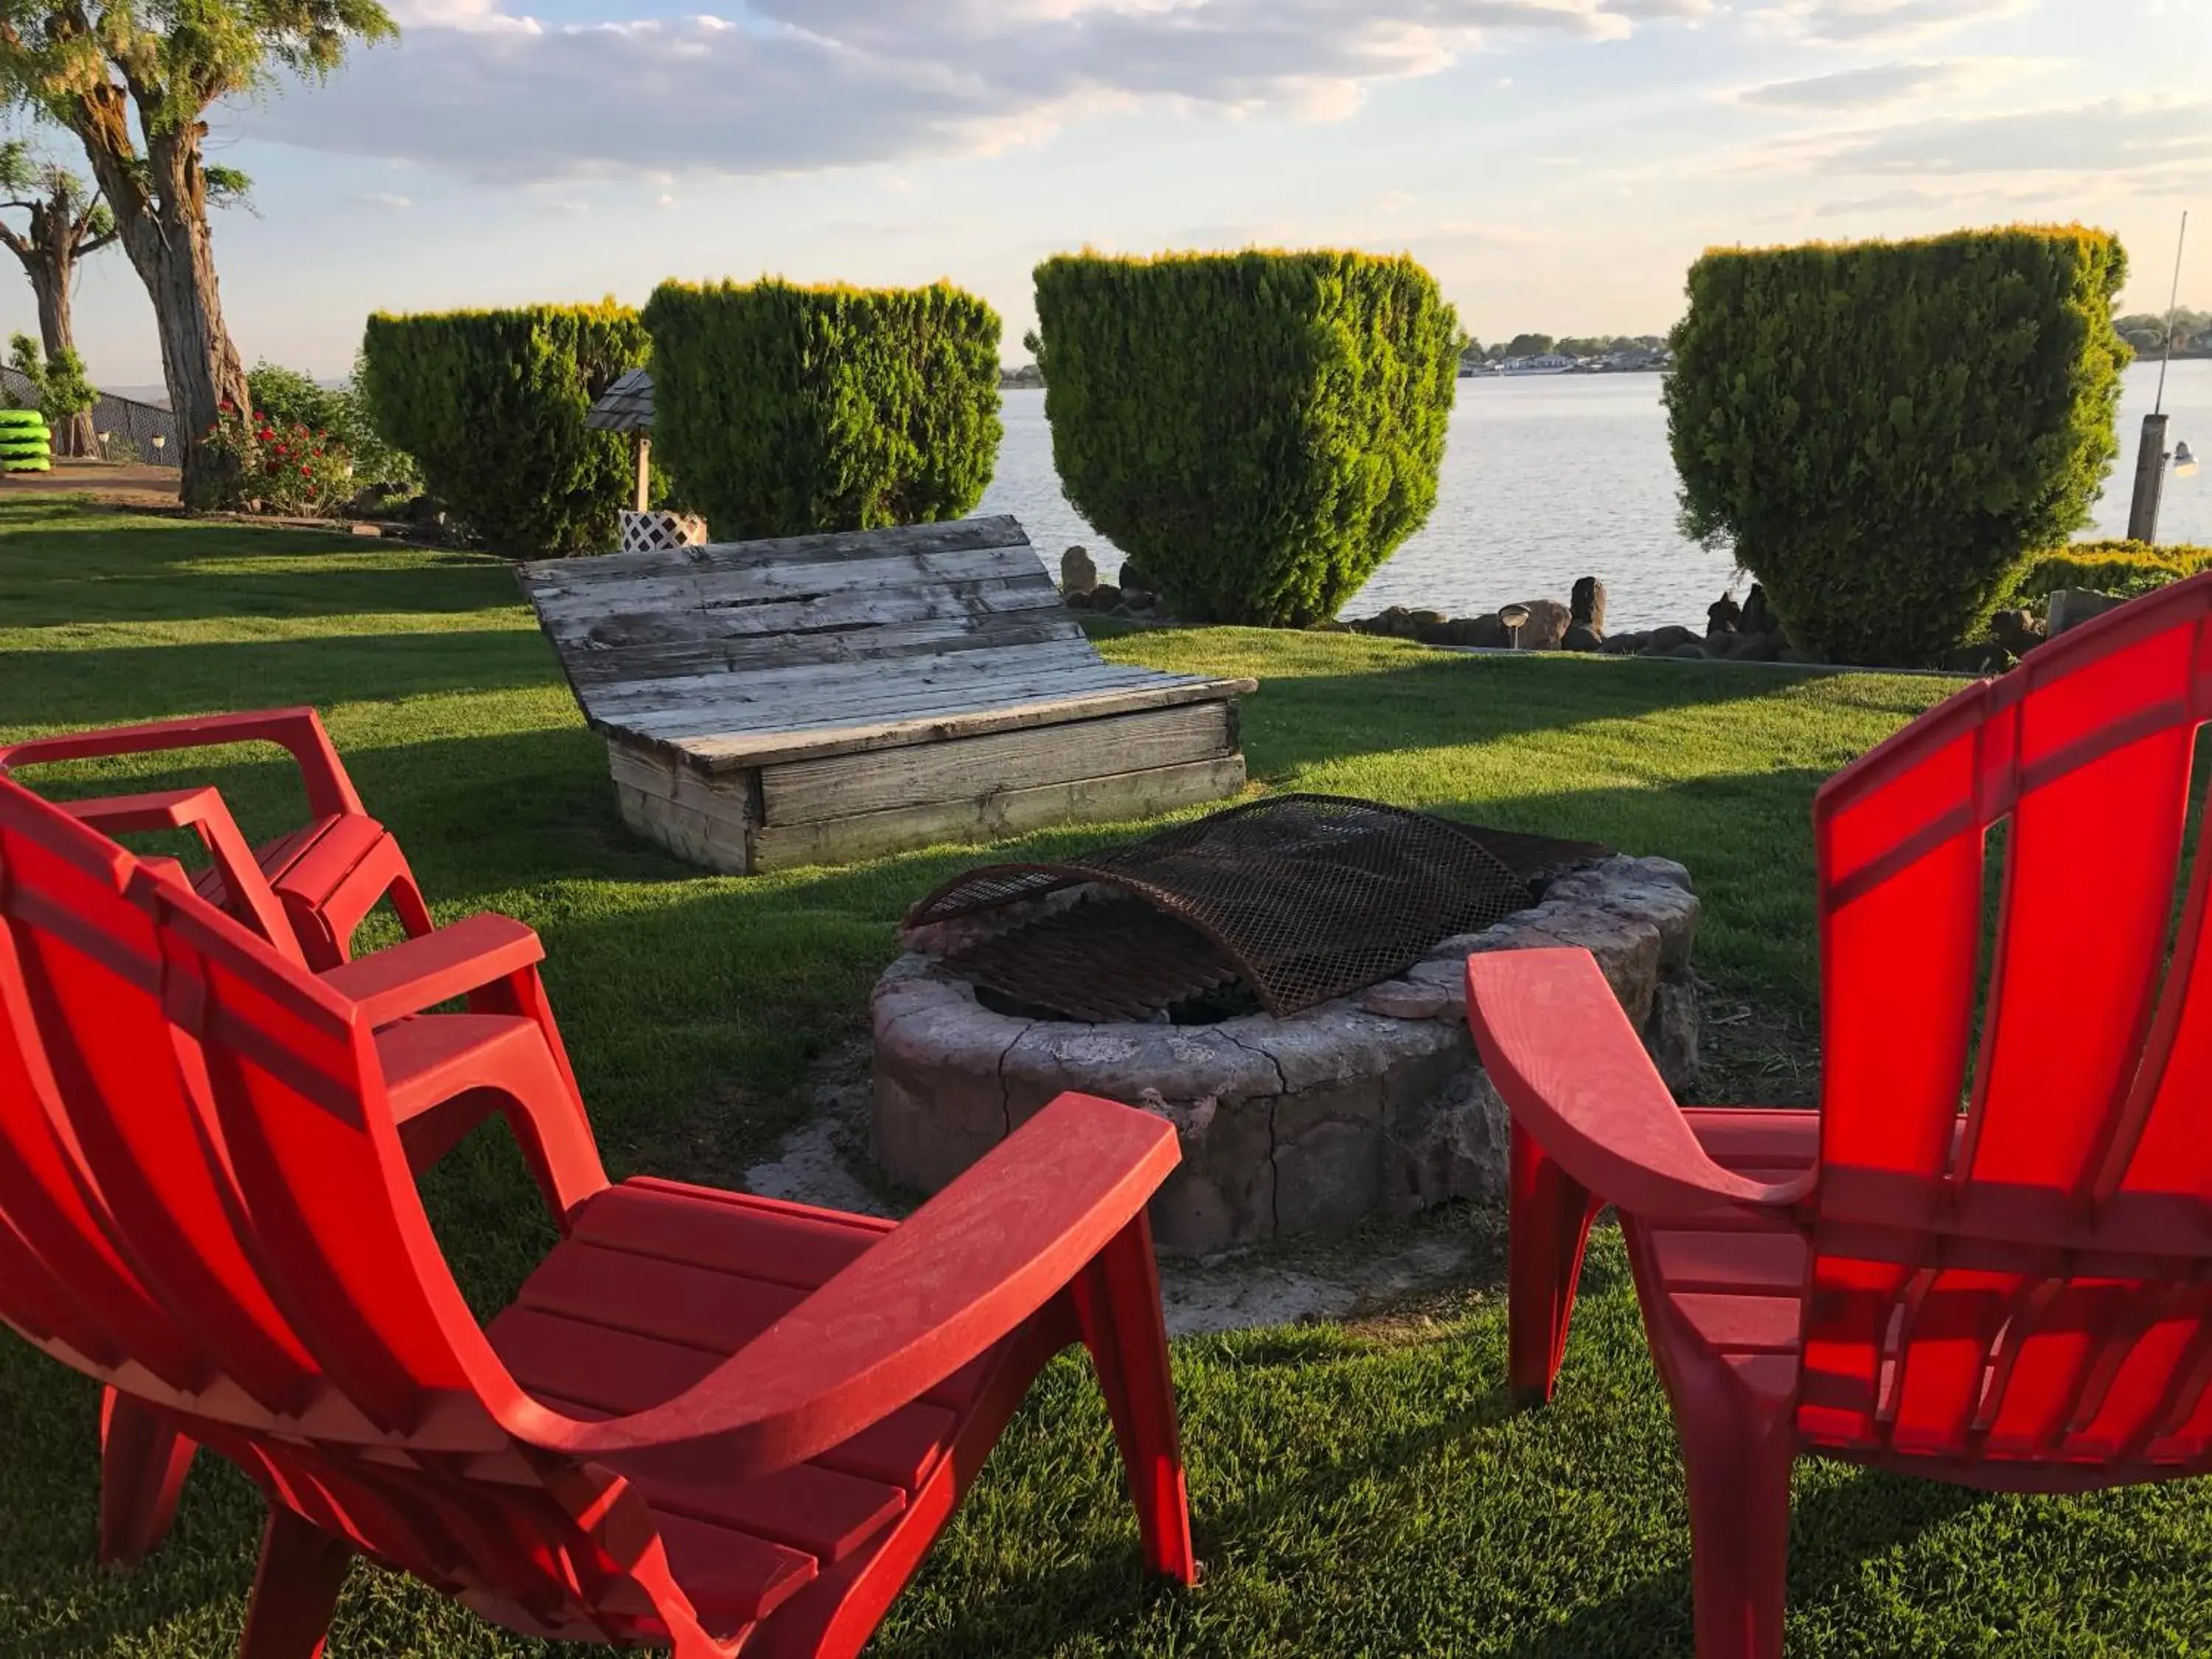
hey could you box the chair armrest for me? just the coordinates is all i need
[319,914,544,1028]
[520,1091,1180,1478]
[0,708,364,820]
[61,787,303,966]
[1467,948,1801,1220]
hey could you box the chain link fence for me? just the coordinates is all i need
[0,366,181,467]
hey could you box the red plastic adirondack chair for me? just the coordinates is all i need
[0,707,434,970]
[0,710,456,1566]
[1467,571,2212,1658]
[0,774,1197,1657]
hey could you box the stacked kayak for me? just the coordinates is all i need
[0,409,49,473]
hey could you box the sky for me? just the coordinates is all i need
[12,0,2210,389]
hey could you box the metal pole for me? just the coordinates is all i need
[2129,412,2170,544]
[2128,212,2190,544]
[635,433,652,514]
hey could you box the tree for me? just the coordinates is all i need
[0,0,395,504]
[0,142,106,454]
[1500,332,1554,358]
[8,330,93,446]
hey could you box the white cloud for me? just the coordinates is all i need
[1750,0,2028,46]
[1731,58,1981,109]
[1818,97,2212,173]
[240,0,1703,183]
[358,190,412,208]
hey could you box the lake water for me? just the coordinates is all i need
[977,359,2212,633]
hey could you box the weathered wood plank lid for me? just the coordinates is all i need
[517,515,1254,771]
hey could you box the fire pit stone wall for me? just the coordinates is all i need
[873,854,1702,1254]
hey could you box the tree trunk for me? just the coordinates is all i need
[60,97,251,505]
[29,268,94,460]
[138,211,248,503]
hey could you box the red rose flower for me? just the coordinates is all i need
[300,464,311,476]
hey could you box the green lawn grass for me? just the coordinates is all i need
[1,498,2204,1656]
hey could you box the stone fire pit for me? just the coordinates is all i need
[873,853,1701,1254]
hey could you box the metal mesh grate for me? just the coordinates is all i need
[906,794,1610,1021]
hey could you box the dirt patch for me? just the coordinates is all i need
[5,459,179,509]
[1683,977,1820,1107]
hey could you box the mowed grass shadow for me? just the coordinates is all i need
[0,501,521,628]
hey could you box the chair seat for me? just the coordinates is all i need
[486,1178,1014,1636]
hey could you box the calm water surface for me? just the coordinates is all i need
[978,360,2212,633]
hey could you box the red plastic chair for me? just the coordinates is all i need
[0,775,1197,1656]
[1468,572,2212,1658]
[0,707,434,970]
[0,712,465,1566]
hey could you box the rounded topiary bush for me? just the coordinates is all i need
[358,301,648,556]
[1666,226,2130,667]
[641,279,1001,540]
[1033,249,1460,627]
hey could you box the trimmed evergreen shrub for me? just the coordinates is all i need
[640,279,1001,540]
[2008,540,2212,603]
[358,300,647,556]
[1034,249,1459,627]
[1667,226,2131,666]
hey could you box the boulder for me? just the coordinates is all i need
[2047,588,2123,638]
[1668,642,1711,660]
[1060,545,1099,595]
[1571,576,1608,631]
[1446,614,1508,648]
[1062,588,1091,612]
[1599,631,1648,656]
[1708,592,1744,635]
[1504,598,1572,650]
[1117,558,1151,594]
[1740,582,1781,639]
[1122,588,1157,613]
[1723,632,1779,662]
[1090,582,1122,611]
[1641,625,1702,655]
[1562,622,1604,653]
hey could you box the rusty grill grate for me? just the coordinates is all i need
[905,794,1610,1022]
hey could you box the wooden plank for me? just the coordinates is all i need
[747,755,1251,872]
[592,644,1180,734]
[626,669,1192,746]
[526,546,1055,633]
[759,703,1237,827]
[675,679,1257,772]
[552,575,1065,654]
[563,610,1085,692]
[614,779,755,874]
[518,515,1032,594]
[606,740,757,833]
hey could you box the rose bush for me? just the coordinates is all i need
[202,400,352,514]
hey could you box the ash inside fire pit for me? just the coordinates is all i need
[876,797,1701,1253]
[906,796,1610,1024]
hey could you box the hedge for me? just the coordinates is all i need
[1667,226,2130,666]
[640,279,1001,540]
[358,301,648,556]
[2007,540,2212,605]
[1033,249,1459,627]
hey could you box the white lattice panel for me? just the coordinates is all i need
[619,510,709,555]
